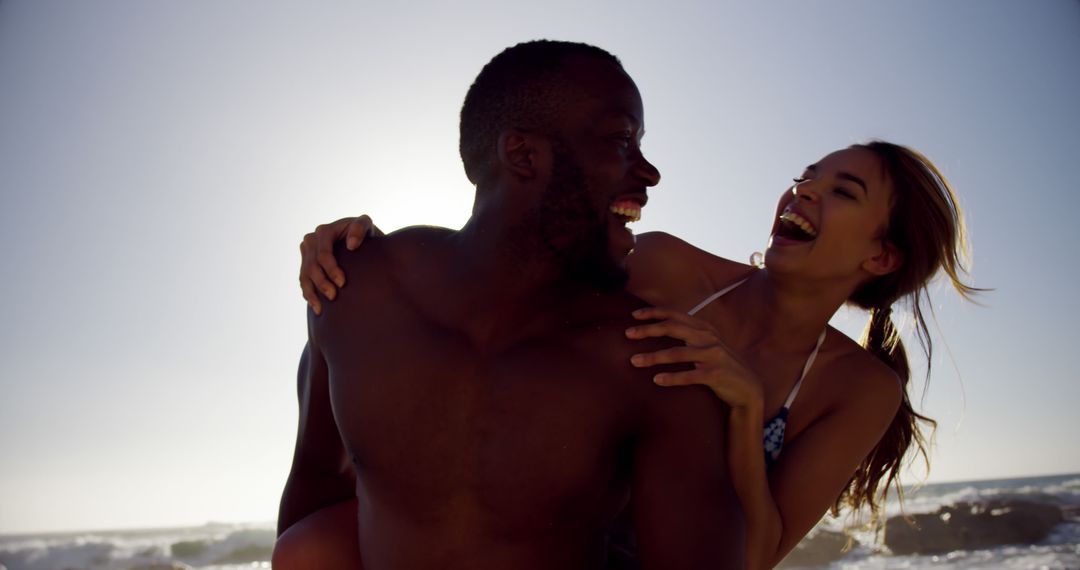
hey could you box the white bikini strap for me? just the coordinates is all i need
[782,328,828,409]
[687,278,750,316]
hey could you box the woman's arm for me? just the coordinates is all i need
[760,362,901,564]
[727,404,781,569]
[299,227,738,314]
[624,231,745,309]
[723,380,898,569]
[627,312,902,568]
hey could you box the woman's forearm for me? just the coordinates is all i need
[728,405,783,570]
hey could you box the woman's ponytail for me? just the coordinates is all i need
[833,304,935,528]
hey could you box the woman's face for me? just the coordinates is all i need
[764,147,899,283]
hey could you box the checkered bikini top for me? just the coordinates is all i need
[687,278,827,470]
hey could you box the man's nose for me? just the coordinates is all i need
[634,154,661,187]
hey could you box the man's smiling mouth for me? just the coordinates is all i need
[609,199,643,223]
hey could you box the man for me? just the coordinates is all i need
[276,40,744,569]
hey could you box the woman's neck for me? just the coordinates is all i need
[722,269,851,353]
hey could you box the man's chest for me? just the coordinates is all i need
[324,317,640,524]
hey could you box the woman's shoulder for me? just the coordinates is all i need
[627,232,753,308]
[817,329,904,413]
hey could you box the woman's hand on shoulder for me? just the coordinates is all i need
[300,215,382,315]
[625,306,764,411]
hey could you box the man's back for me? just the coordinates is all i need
[307,228,743,569]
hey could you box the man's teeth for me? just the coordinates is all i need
[779,211,818,237]
[609,202,642,222]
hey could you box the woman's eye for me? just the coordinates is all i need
[792,177,808,184]
[834,188,855,199]
[614,134,633,147]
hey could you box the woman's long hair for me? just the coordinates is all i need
[835,141,983,529]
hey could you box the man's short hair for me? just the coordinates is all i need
[459,40,623,185]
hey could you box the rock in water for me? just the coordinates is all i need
[885,500,1064,555]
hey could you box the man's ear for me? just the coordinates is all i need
[496,130,548,180]
[863,240,904,276]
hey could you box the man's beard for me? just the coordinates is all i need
[521,141,629,292]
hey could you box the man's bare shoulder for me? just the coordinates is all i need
[315,226,455,331]
[584,288,730,433]
[571,290,725,420]
[329,225,455,290]
[382,224,458,255]
[336,225,454,270]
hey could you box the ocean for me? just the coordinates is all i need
[781,472,1080,569]
[1,473,1076,570]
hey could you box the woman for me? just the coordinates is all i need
[282,141,979,569]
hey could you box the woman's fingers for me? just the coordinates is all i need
[300,215,382,314]
[631,344,736,368]
[299,220,350,312]
[652,364,761,408]
[625,319,717,346]
[300,274,322,316]
[652,369,709,387]
[632,306,699,324]
[345,215,375,250]
[628,307,720,345]
[299,237,325,316]
[301,230,340,297]
[628,306,762,406]
[314,219,355,288]
[315,249,343,292]
[631,345,708,367]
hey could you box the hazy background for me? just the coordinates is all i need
[1,0,1078,534]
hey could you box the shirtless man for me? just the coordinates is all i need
[276,40,744,569]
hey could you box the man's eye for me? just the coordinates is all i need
[792,177,808,184]
[834,188,855,199]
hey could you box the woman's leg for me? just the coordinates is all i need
[272,498,362,569]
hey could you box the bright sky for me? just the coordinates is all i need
[1,0,1078,535]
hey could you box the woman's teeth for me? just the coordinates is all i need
[779,211,818,237]
[609,200,642,222]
